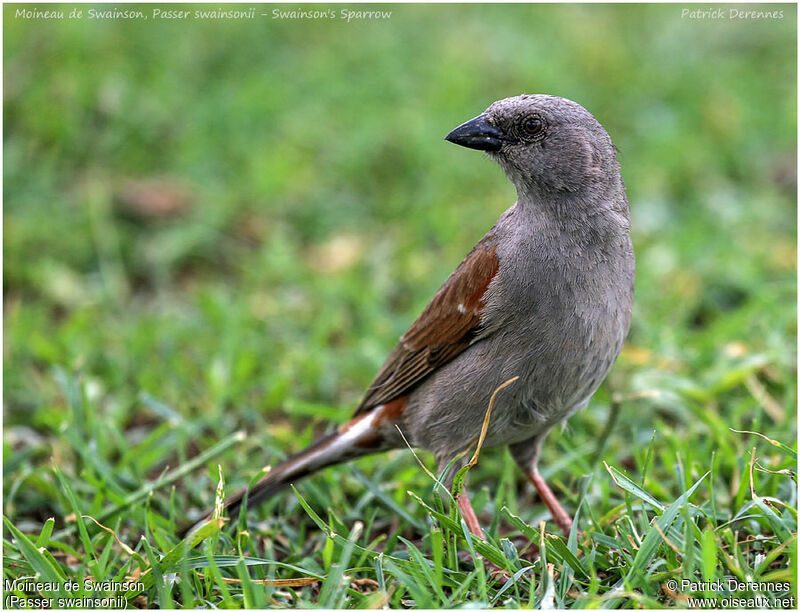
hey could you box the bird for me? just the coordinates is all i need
[184,94,635,540]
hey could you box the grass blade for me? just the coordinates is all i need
[627,471,709,581]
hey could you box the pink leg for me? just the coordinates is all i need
[511,433,574,537]
[457,494,511,581]
[527,467,573,536]
[457,494,485,538]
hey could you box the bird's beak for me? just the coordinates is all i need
[445,114,506,152]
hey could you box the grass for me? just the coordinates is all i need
[3,3,797,609]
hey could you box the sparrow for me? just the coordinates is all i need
[185,94,635,539]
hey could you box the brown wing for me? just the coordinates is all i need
[354,241,500,415]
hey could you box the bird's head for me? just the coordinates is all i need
[446,94,620,199]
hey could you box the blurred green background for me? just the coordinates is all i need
[3,0,796,578]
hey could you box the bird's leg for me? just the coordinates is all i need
[447,462,524,584]
[526,466,573,535]
[456,494,485,538]
[510,431,573,537]
[442,454,486,539]
[455,490,513,582]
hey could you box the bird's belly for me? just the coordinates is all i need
[403,296,627,459]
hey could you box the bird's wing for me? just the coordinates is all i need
[354,237,501,415]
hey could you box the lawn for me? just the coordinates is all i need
[3,3,797,609]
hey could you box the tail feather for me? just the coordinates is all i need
[223,430,351,518]
[180,408,394,536]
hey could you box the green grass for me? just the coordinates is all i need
[3,3,797,608]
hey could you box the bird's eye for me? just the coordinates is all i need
[522,115,545,137]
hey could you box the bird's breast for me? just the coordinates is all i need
[486,228,634,419]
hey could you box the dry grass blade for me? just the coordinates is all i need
[395,424,440,483]
[467,376,520,469]
[744,374,784,424]
[195,573,320,587]
[729,428,797,459]
[652,522,680,553]
[81,515,137,556]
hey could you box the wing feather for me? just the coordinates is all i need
[355,239,500,415]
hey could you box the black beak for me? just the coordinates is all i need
[445,114,506,152]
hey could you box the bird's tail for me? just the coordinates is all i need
[180,408,393,536]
